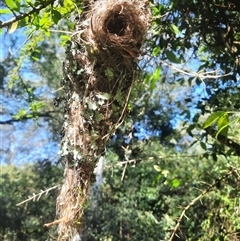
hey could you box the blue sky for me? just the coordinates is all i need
[0,27,62,165]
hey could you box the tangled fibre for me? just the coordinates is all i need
[45,0,151,239]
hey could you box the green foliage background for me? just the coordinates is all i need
[1,0,240,240]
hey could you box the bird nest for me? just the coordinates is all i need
[51,0,151,239]
[88,0,150,57]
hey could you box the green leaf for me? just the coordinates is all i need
[105,67,114,80]
[13,109,28,120]
[15,0,21,10]
[88,101,97,110]
[62,0,75,12]
[115,91,123,103]
[95,111,103,122]
[96,93,110,100]
[170,24,180,35]
[216,113,229,137]
[152,4,163,17]
[203,111,225,129]
[30,101,45,113]
[39,14,50,27]
[152,46,161,57]
[52,9,62,24]
[8,21,18,34]
[32,14,40,27]
[171,179,181,188]
[0,8,12,14]
[200,141,207,150]
[165,50,181,64]
[146,67,161,91]
[5,0,19,11]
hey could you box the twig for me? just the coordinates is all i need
[0,111,57,125]
[16,184,60,206]
[44,217,66,227]
[169,168,236,241]
[159,59,231,80]
[117,159,136,166]
[121,162,128,181]
[49,29,73,35]
[9,29,36,55]
[0,0,56,29]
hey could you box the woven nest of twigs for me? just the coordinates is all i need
[49,0,151,239]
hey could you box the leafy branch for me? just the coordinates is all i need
[0,0,56,29]
[169,167,239,241]
[0,111,57,124]
[16,184,60,206]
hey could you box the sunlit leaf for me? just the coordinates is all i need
[203,111,225,129]
[39,15,50,27]
[5,0,19,11]
[216,113,229,137]
[171,179,181,188]
[152,46,161,57]
[15,0,21,10]
[8,21,18,34]
[162,170,169,177]
[154,165,161,172]
[13,109,28,120]
[146,67,161,91]
[30,101,45,113]
[170,24,180,35]
[0,8,12,14]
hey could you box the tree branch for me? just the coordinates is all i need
[0,112,56,125]
[0,0,56,29]
[169,168,238,241]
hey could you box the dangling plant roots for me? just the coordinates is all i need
[49,0,151,239]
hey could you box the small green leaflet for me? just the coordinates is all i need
[145,67,161,92]
[171,179,181,188]
[203,111,229,138]
[13,109,28,120]
[30,101,45,113]
[152,46,161,57]
[170,24,180,35]
[216,113,229,138]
